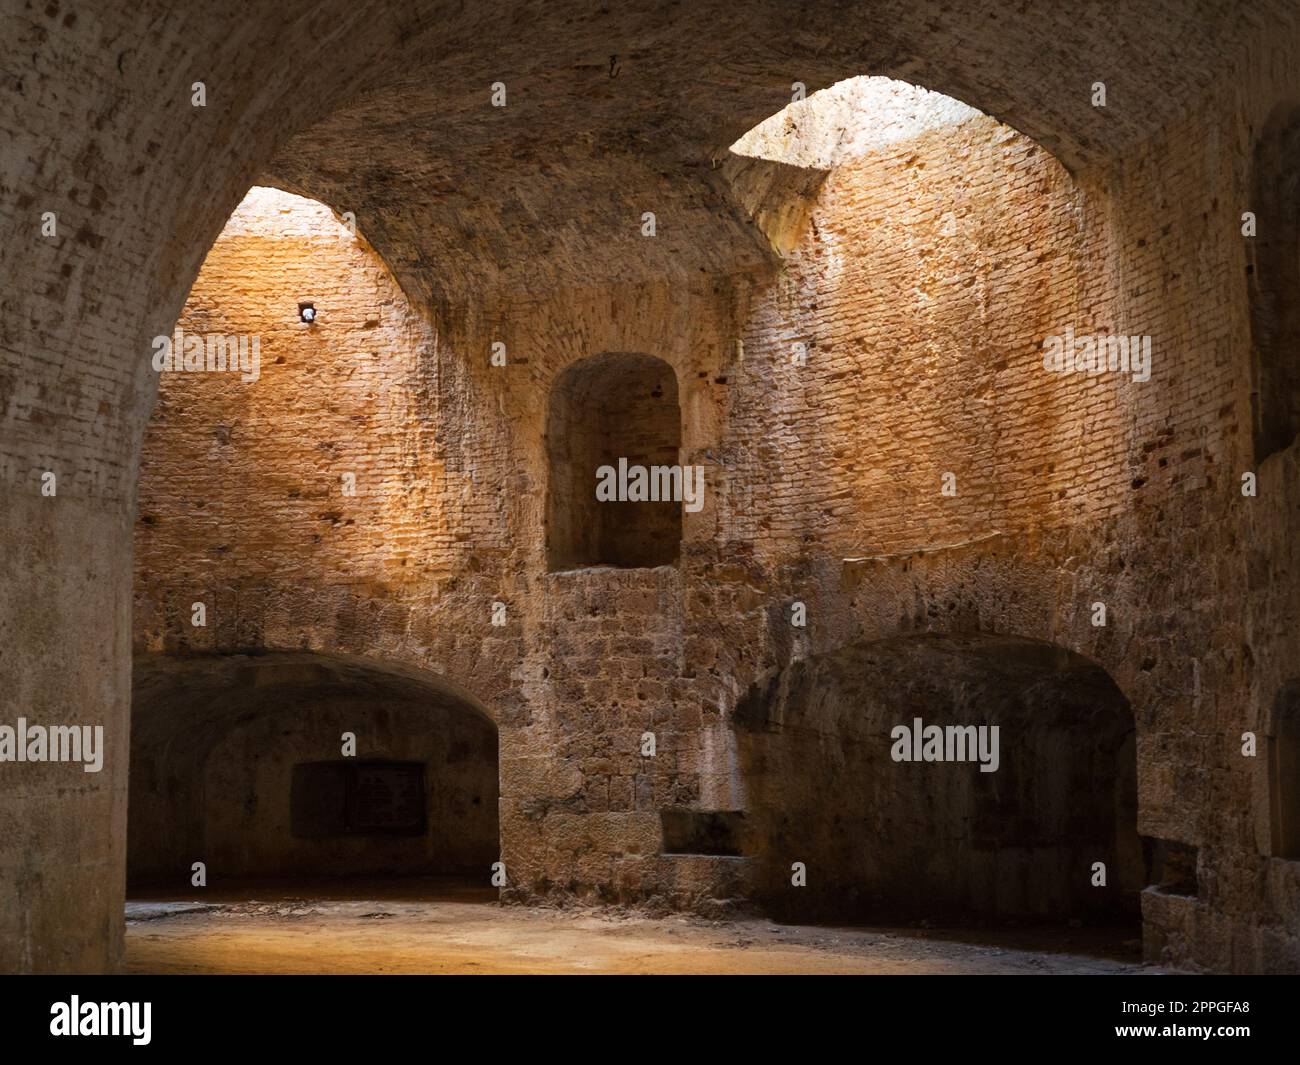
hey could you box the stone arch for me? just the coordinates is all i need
[126,181,517,901]
[732,632,1143,925]
[545,352,683,571]
[133,184,443,662]
[129,650,500,889]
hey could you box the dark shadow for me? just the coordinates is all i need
[733,632,1144,936]
[127,651,499,895]
[1248,103,1300,463]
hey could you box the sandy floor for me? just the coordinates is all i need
[124,879,1152,975]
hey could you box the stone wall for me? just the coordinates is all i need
[133,97,1115,919]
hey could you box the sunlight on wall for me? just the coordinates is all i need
[730,75,983,170]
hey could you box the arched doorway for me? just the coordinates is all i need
[128,186,500,901]
[129,652,499,893]
[734,633,1143,934]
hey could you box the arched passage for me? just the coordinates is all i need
[127,186,501,897]
[733,633,1144,930]
[129,651,499,891]
[133,184,447,657]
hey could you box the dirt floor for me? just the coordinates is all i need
[124,878,1155,975]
